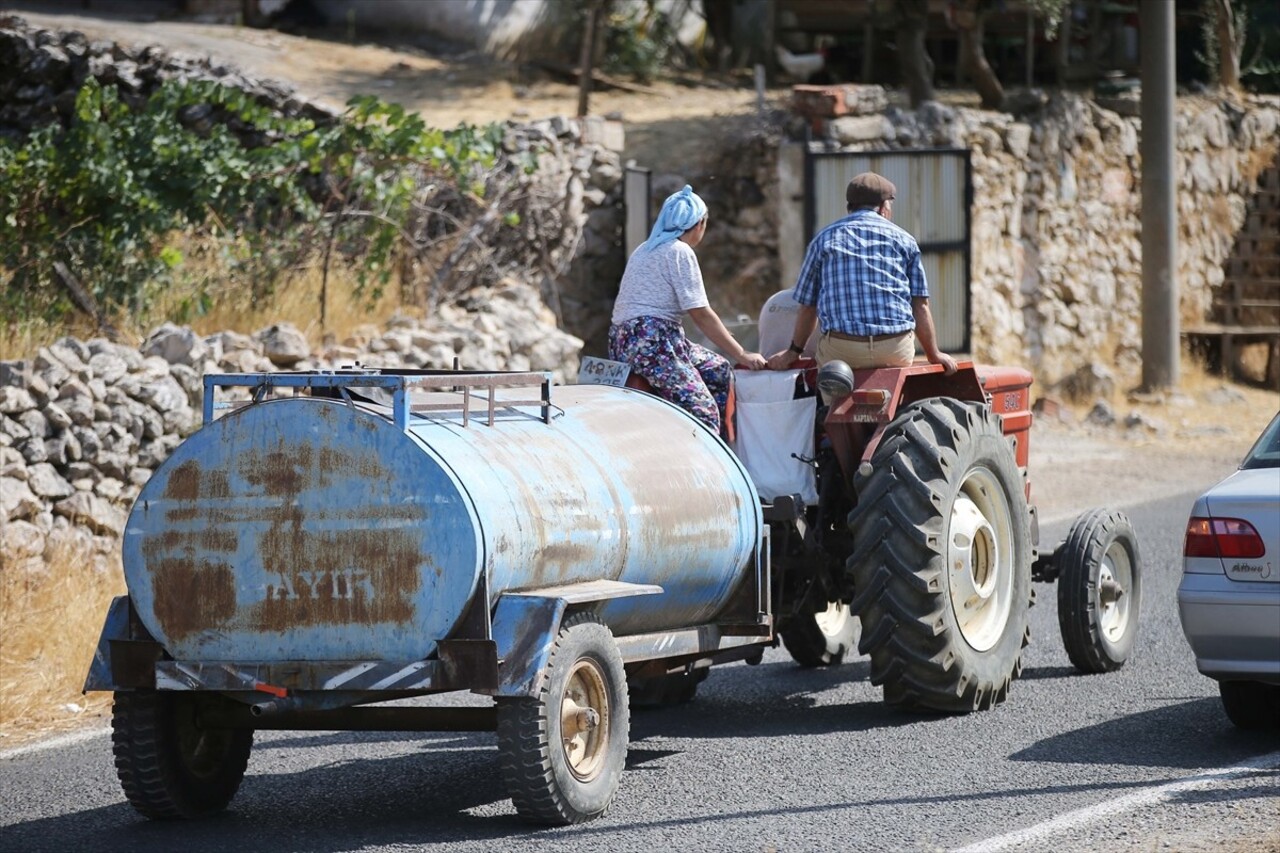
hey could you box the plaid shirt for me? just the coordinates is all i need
[792,209,929,336]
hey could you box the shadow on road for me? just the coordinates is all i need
[1011,697,1280,769]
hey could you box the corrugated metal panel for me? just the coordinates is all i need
[924,250,968,352]
[809,149,970,352]
[810,151,966,243]
[624,167,651,257]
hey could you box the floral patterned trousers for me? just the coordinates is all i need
[608,316,731,433]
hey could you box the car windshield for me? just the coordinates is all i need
[1240,413,1280,470]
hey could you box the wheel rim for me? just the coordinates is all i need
[814,600,850,639]
[175,699,234,780]
[1097,539,1134,643]
[560,658,609,783]
[947,467,1015,652]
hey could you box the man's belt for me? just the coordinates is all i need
[825,329,911,343]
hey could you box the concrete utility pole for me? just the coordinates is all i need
[1140,0,1179,390]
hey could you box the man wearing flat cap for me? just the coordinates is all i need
[767,172,957,377]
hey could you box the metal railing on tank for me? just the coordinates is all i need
[202,369,555,430]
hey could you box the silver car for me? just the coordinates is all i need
[1177,412,1280,730]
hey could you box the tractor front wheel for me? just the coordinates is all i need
[781,594,860,668]
[1056,508,1142,673]
[847,398,1033,712]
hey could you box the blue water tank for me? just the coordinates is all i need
[123,381,762,662]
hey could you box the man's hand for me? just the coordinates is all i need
[931,352,958,374]
[766,349,799,371]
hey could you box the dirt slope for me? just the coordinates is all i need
[5,6,779,170]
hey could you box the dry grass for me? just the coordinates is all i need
[0,249,417,361]
[167,256,417,345]
[0,540,125,749]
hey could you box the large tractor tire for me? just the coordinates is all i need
[847,398,1033,713]
[1056,508,1142,673]
[781,595,860,668]
[112,690,253,819]
[496,613,630,825]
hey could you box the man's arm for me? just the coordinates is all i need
[911,297,957,374]
[767,304,819,370]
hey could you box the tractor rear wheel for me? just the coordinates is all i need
[847,398,1032,713]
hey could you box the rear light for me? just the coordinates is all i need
[1183,517,1266,559]
[849,389,889,406]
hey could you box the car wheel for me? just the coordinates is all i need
[1218,680,1280,730]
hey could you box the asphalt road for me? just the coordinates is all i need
[2,489,1278,853]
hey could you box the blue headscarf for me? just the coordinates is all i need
[643,185,707,252]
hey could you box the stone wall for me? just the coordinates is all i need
[689,88,1280,391]
[0,280,582,575]
[980,92,1278,388]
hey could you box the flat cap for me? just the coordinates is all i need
[846,172,896,208]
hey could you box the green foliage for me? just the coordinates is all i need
[1197,0,1280,92]
[1237,0,1280,93]
[0,78,507,322]
[602,1,679,84]
[1023,0,1071,41]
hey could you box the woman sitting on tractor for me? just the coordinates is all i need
[608,185,766,434]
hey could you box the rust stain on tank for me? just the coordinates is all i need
[240,444,314,495]
[151,558,237,639]
[163,460,202,501]
[531,540,597,586]
[161,461,230,521]
[248,505,425,630]
[319,445,383,480]
[240,440,392,497]
[142,528,239,559]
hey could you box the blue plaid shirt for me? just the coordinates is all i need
[792,209,929,336]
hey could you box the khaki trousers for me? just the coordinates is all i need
[815,330,917,371]
[814,331,916,404]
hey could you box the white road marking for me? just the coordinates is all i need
[954,750,1280,852]
[0,726,110,761]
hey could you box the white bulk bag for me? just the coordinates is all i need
[732,369,818,503]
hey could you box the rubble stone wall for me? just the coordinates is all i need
[690,89,1280,390]
[0,282,581,575]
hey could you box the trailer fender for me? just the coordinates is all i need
[487,580,662,698]
[83,596,164,692]
[84,596,131,692]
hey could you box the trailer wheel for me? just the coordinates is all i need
[112,690,252,819]
[629,668,708,709]
[497,613,629,825]
[847,398,1032,713]
[1219,681,1280,730]
[781,596,860,668]
[1056,508,1142,673]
